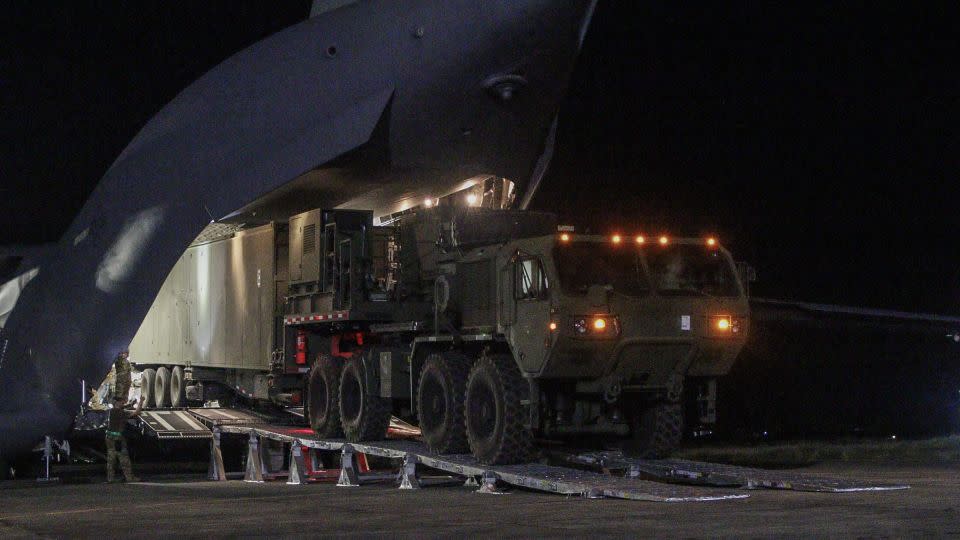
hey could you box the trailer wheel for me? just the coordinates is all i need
[154,367,171,408]
[464,354,532,465]
[308,354,344,438]
[170,366,186,408]
[141,368,157,408]
[417,352,471,454]
[627,401,684,459]
[338,356,390,442]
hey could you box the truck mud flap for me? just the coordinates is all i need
[565,452,910,493]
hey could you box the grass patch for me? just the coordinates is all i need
[676,436,960,469]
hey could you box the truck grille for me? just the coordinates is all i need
[617,343,694,387]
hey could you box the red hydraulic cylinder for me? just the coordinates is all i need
[295,329,307,365]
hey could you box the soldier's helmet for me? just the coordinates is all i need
[114,350,130,366]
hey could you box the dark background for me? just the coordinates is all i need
[2,2,958,437]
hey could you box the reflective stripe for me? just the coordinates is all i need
[214,409,239,420]
[148,412,177,431]
[176,411,206,431]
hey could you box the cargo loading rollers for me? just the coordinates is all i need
[134,407,908,502]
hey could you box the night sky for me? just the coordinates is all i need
[2,2,958,313]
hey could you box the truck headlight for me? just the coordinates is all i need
[710,315,744,336]
[573,315,620,338]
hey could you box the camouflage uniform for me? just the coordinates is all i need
[113,352,132,401]
[105,398,141,482]
[105,433,134,482]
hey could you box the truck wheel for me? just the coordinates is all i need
[141,368,157,408]
[464,354,532,465]
[417,352,471,454]
[628,401,684,459]
[338,357,390,442]
[154,367,171,408]
[308,354,344,438]
[169,366,186,408]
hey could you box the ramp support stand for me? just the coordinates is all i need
[584,487,605,499]
[398,453,420,490]
[244,432,264,482]
[36,435,59,483]
[287,443,308,486]
[208,428,227,481]
[476,471,505,495]
[337,444,360,487]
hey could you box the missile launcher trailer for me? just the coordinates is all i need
[130,204,749,464]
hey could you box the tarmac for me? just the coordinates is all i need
[0,464,957,537]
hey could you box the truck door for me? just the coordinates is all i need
[509,255,552,373]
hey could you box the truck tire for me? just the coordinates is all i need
[464,354,532,465]
[141,368,157,408]
[154,367,171,408]
[308,354,344,438]
[417,351,471,454]
[170,366,186,408]
[628,401,684,459]
[338,356,390,442]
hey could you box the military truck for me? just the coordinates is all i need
[129,186,748,464]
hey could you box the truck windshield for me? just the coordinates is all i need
[554,243,649,296]
[645,244,739,297]
[554,241,740,298]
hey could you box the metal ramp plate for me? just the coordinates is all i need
[223,426,747,502]
[139,410,212,439]
[188,408,269,428]
[650,458,910,492]
[570,452,909,493]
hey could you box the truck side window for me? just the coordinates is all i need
[515,257,548,300]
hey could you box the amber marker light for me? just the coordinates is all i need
[593,317,607,331]
[611,234,622,244]
[716,317,731,331]
[659,235,669,245]
[635,235,645,244]
[706,237,717,247]
[559,233,570,242]
[549,321,558,331]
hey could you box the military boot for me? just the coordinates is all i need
[120,455,138,482]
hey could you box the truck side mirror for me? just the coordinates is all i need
[736,262,757,297]
[736,262,757,283]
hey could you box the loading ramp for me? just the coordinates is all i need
[204,422,908,502]
[136,407,271,440]
[559,452,910,493]
[138,410,213,440]
[129,407,908,501]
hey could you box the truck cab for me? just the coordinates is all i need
[488,231,748,453]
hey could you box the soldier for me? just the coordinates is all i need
[112,350,132,402]
[105,394,145,483]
